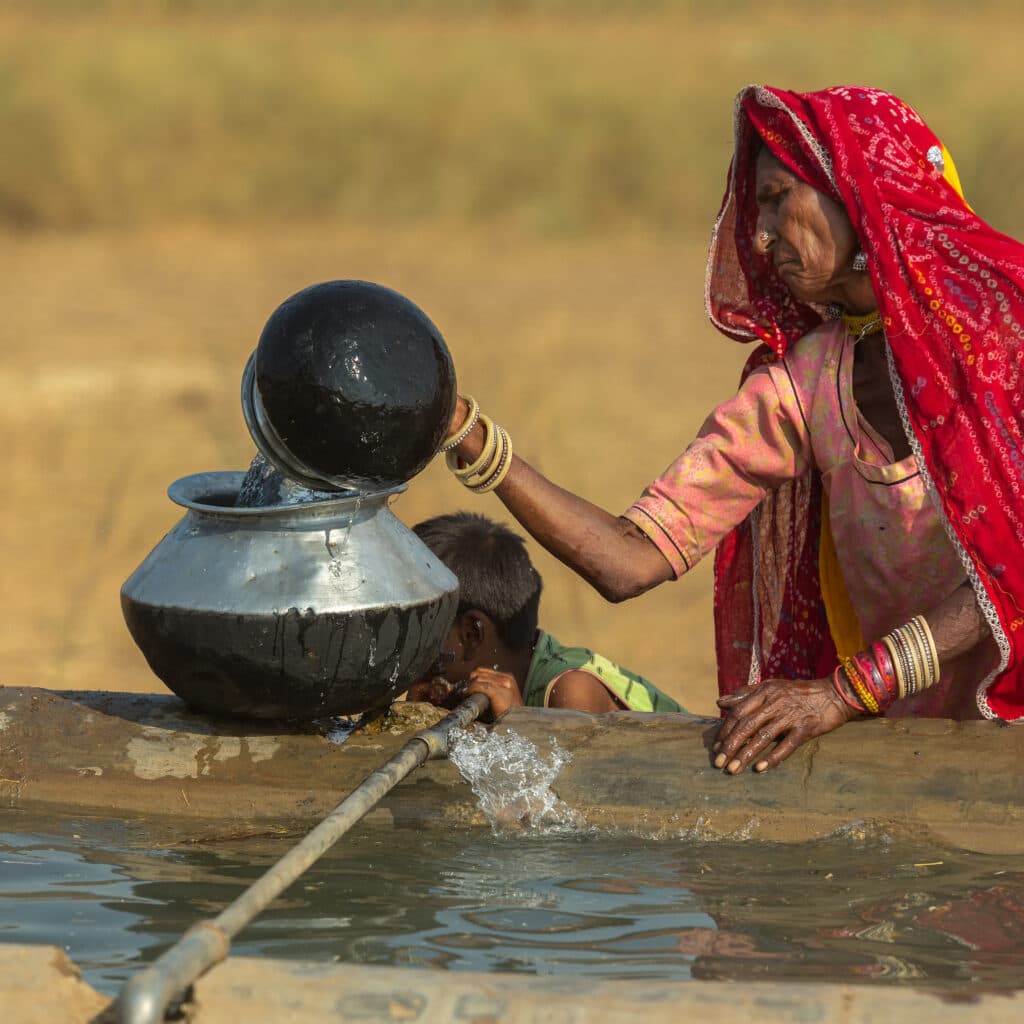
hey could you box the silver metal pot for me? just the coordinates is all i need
[121,472,458,721]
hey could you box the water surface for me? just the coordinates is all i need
[1,811,1022,998]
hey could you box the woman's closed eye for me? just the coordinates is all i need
[756,186,787,209]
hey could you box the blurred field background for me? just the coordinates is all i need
[3,0,1023,714]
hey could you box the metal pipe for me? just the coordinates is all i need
[116,693,489,1024]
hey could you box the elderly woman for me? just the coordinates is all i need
[440,85,1022,772]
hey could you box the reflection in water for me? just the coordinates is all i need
[1,812,1023,997]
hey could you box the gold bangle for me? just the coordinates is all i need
[446,413,495,479]
[466,426,506,490]
[890,627,917,696]
[460,421,503,488]
[465,424,507,488]
[469,427,514,493]
[911,615,941,689]
[459,412,507,480]
[438,395,479,452]
[901,623,926,695]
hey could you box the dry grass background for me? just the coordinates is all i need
[3,2,1023,714]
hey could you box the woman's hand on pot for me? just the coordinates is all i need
[712,676,861,775]
[448,395,471,437]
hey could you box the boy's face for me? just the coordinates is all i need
[405,621,478,706]
[407,611,499,696]
[418,620,480,685]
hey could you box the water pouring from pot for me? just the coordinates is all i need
[121,281,460,721]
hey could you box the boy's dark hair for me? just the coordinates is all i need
[413,512,542,652]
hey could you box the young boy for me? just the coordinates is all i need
[405,512,686,719]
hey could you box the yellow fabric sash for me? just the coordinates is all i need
[819,490,864,658]
[818,141,967,659]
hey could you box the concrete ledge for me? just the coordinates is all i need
[1,687,1022,852]
[3,944,1022,1023]
[192,954,1024,1019]
[0,944,109,1024]
[191,957,1024,1023]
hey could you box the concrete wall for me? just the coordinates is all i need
[1,687,1022,853]
[4,943,1023,1024]
[3,688,1024,1021]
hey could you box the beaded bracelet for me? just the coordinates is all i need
[848,651,884,709]
[840,656,880,714]
[438,395,480,453]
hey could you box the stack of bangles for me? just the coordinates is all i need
[438,395,514,494]
[832,615,941,715]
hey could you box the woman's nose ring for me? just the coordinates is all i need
[758,230,772,244]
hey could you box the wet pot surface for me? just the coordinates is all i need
[121,472,458,721]
[250,280,456,491]
[121,598,455,720]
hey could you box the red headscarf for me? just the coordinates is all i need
[709,85,1024,721]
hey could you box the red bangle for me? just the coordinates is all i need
[832,664,866,713]
[870,641,899,702]
[861,652,893,711]
[849,651,882,704]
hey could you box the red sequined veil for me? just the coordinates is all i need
[708,85,1024,721]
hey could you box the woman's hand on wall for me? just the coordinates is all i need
[712,677,861,774]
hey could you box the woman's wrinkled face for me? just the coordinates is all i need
[753,148,860,306]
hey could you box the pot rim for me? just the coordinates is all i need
[168,470,405,518]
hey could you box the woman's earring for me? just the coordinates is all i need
[852,250,868,272]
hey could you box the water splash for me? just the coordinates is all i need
[448,726,586,834]
[235,452,340,507]
[323,717,359,745]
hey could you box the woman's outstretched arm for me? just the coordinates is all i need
[446,397,674,603]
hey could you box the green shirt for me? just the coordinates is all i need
[521,630,685,713]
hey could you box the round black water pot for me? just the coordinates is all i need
[249,280,457,492]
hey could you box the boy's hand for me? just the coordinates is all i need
[462,667,524,721]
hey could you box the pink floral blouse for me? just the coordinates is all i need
[625,321,995,718]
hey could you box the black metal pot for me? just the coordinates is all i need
[241,280,457,492]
